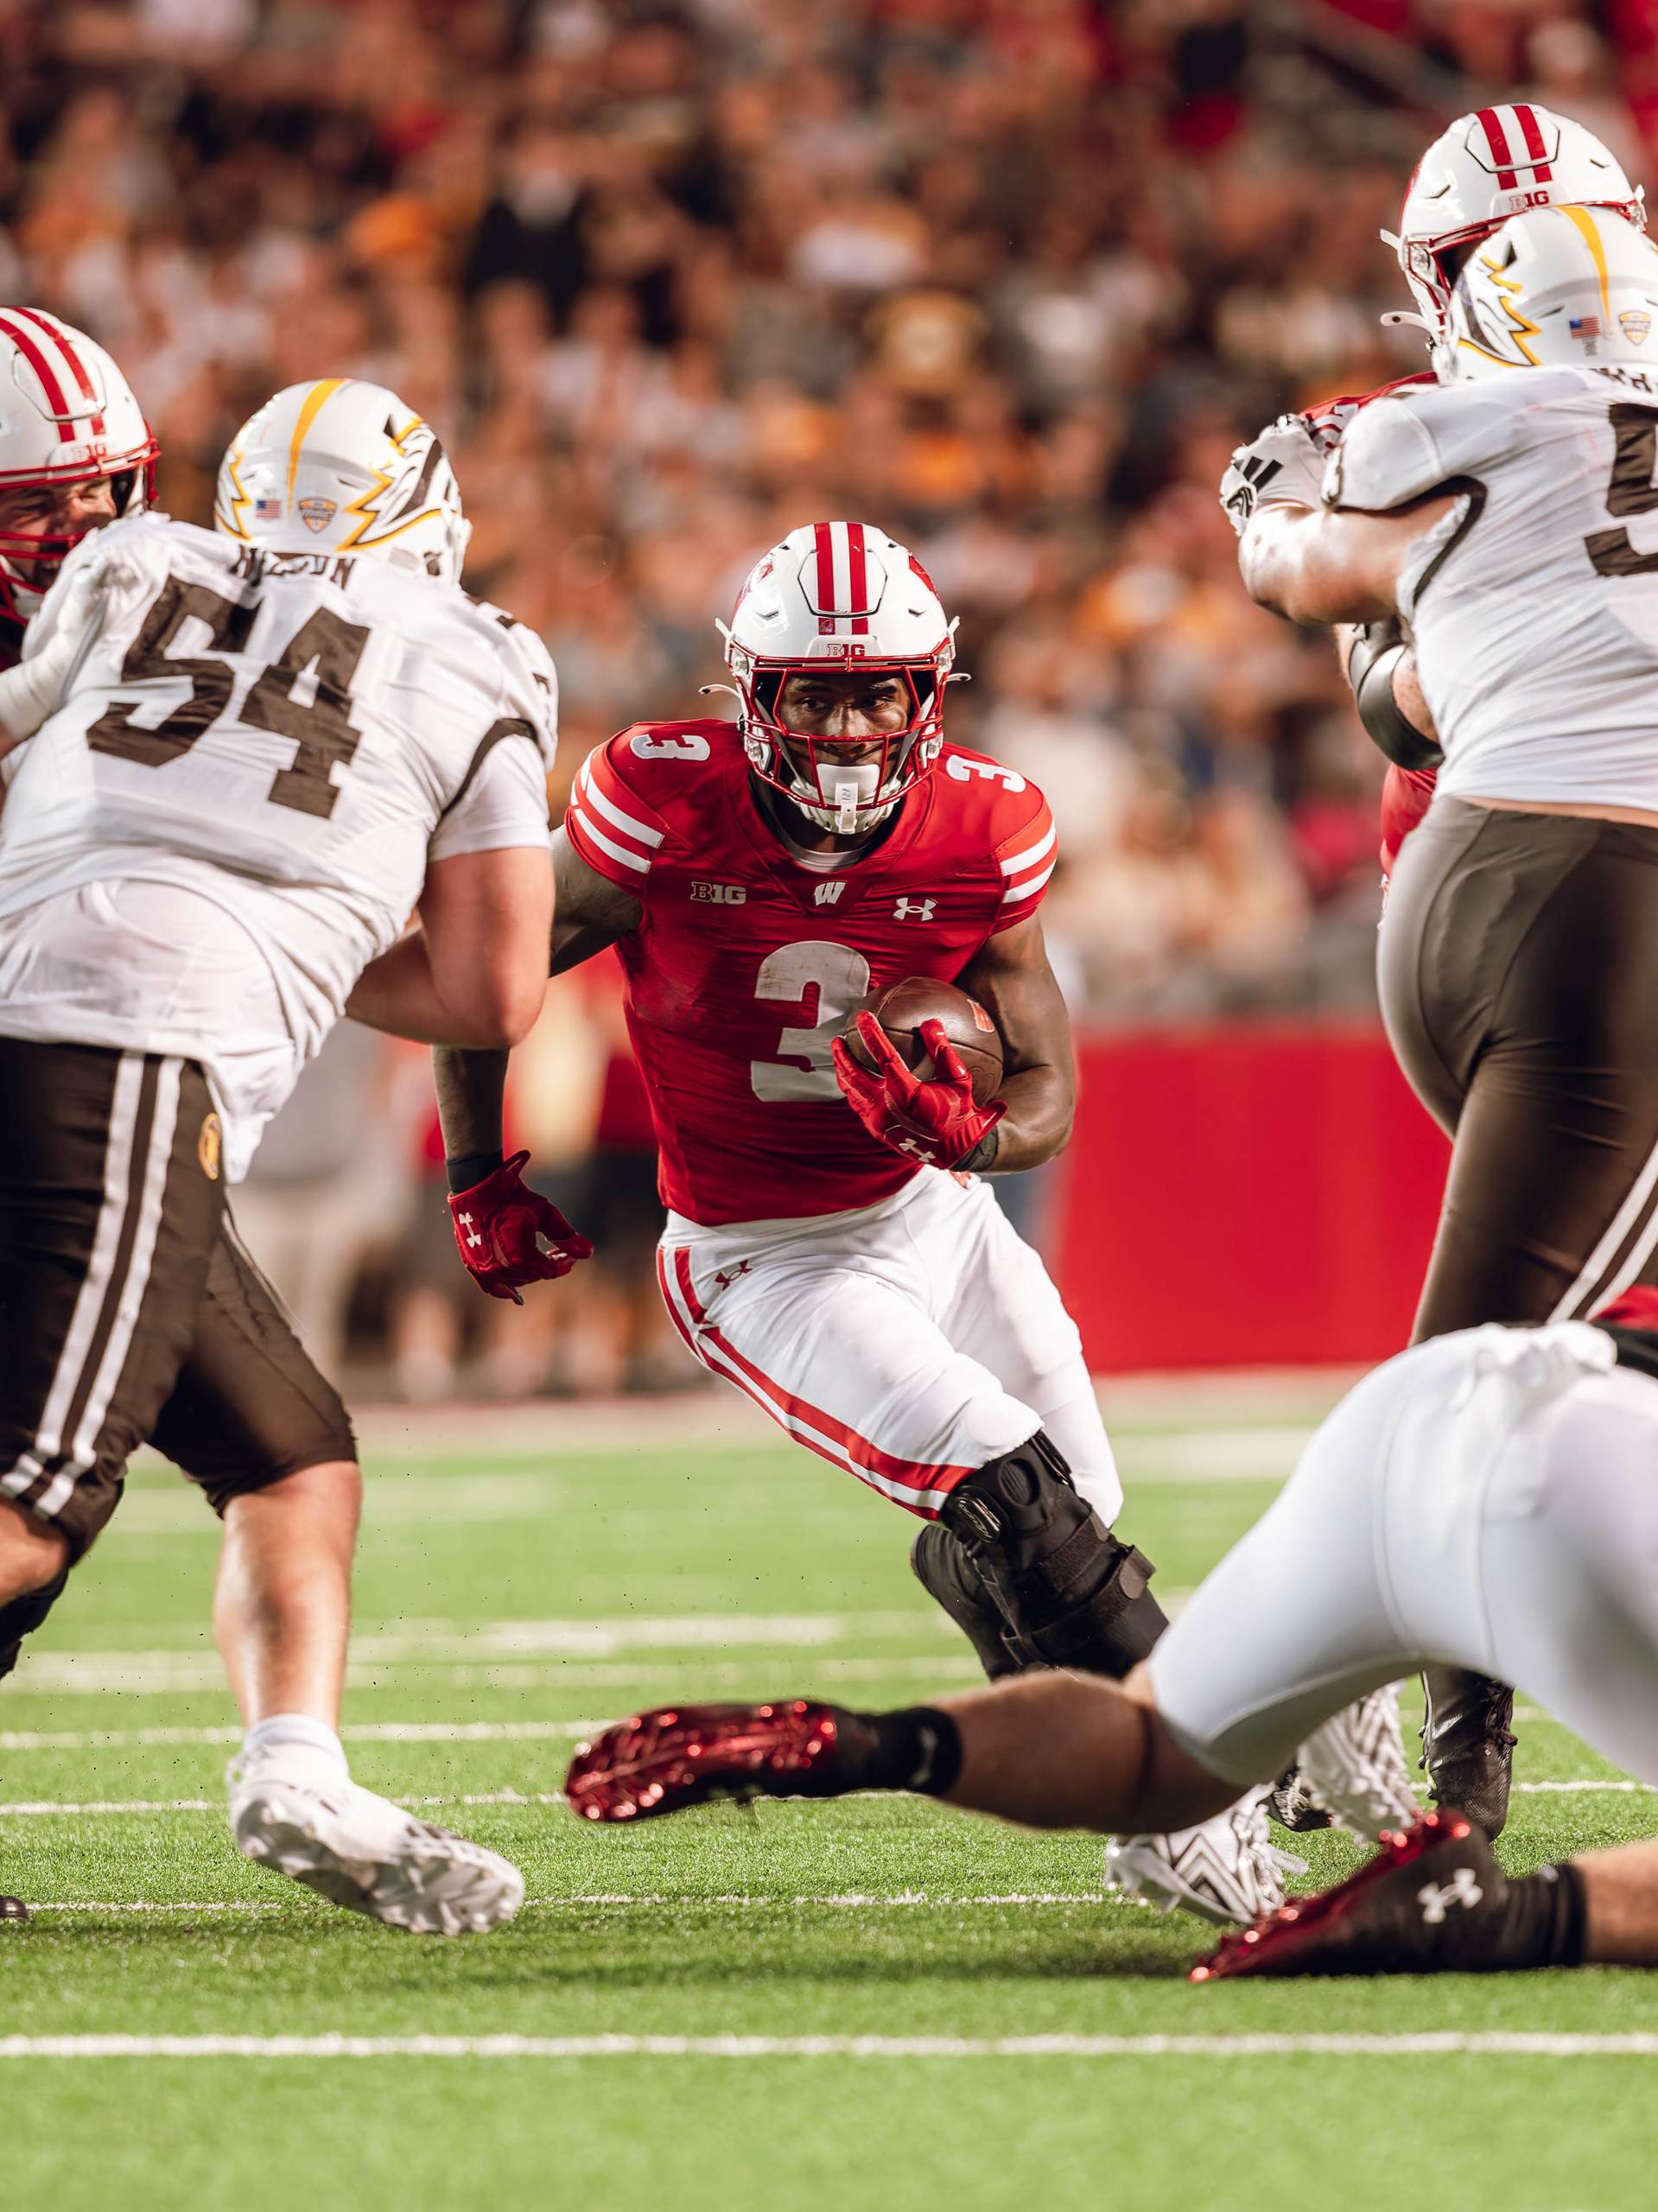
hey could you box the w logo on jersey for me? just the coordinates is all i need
[814,881,845,906]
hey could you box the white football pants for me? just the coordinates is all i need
[1151,1322,1658,1788]
[657,1169,1121,1522]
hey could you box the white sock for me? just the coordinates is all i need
[239,1713,348,1774]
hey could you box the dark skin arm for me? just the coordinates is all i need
[953,912,1074,1173]
[432,828,635,1160]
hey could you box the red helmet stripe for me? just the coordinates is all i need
[1475,106,1518,194]
[844,519,870,635]
[0,312,75,442]
[813,520,835,624]
[10,308,105,437]
[1513,103,1553,185]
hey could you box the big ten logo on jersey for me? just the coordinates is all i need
[945,756,1026,793]
[691,880,746,906]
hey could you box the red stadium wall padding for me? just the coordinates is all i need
[1052,1024,1452,1371]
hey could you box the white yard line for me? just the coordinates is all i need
[0,2032,1649,2060]
[6,1654,993,1695]
[22,1893,1104,1913]
[0,1778,1650,1819]
[0,1719,605,1751]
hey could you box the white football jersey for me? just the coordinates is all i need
[0,514,556,1178]
[1328,362,1658,810]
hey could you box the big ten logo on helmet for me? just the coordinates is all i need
[691,880,746,906]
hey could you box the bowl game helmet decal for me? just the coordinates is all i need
[1385,105,1645,335]
[0,308,157,621]
[718,519,957,833]
[1442,204,1658,380]
[214,378,472,583]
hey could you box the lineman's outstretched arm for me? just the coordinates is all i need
[1238,496,1458,627]
[346,847,553,1049]
[431,829,640,1164]
[953,913,1075,1173]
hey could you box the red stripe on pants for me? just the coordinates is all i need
[665,1245,977,1513]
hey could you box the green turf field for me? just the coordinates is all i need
[4,1389,1656,2212]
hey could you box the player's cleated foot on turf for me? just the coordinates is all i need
[1103,1785,1305,1928]
[1420,1667,1515,1837]
[566,1700,854,1821]
[228,1750,524,1935]
[1295,1683,1418,1842]
[1190,1808,1502,1980]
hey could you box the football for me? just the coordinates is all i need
[846,976,1005,1105]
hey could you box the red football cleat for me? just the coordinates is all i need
[1190,1808,1499,1981]
[564,1700,845,1822]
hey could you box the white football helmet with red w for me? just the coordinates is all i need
[0,308,156,623]
[718,520,957,834]
[1385,104,1645,334]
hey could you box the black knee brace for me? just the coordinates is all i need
[936,1431,1168,1678]
[911,1522,1020,1679]
[0,1569,68,1683]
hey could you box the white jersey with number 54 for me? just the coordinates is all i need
[1329,362,1658,811]
[0,513,556,1178]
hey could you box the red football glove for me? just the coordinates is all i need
[447,1149,593,1304]
[830,1013,1006,1170]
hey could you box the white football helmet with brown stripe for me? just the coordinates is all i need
[213,378,470,583]
[1385,103,1645,335]
[0,308,156,623]
[718,519,956,833]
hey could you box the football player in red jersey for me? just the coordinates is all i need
[1220,105,1649,1841]
[434,519,1386,1923]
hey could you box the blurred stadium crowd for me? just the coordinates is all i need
[1,0,1648,1389]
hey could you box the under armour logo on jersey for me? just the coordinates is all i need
[814,880,845,906]
[893,897,936,921]
[712,1258,754,1289]
[1416,1868,1483,1924]
[457,1211,483,1250]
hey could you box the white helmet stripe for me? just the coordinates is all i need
[810,518,873,635]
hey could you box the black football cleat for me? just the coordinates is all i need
[565,1700,850,1822]
[1189,1809,1502,1980]
[1420,1667,1515,1836]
